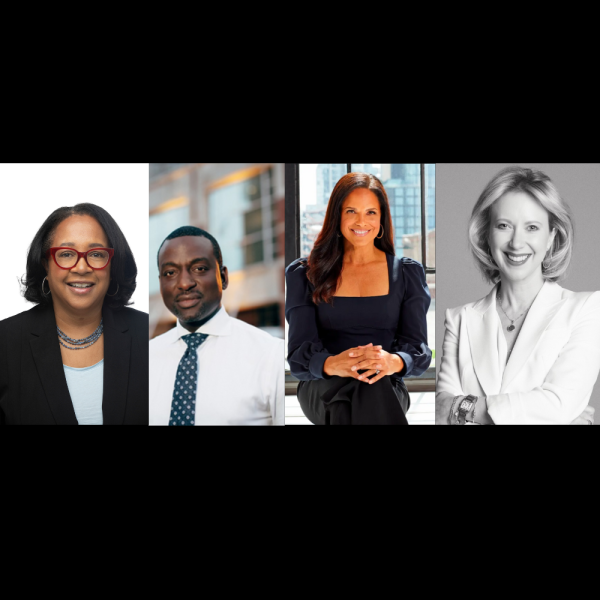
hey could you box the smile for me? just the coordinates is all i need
[67,282,95,295]
[504,252,532,266]
[351,229,371,237]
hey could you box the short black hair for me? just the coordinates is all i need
[157,226,223,270]
[22,203,137,309]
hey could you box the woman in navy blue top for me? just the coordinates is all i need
[285,173,432,425]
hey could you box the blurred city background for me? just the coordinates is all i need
[149,163,284,341]
[286,164,436,424]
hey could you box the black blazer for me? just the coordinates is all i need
[0,303,149,425]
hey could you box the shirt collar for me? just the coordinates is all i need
[173,306,232,342]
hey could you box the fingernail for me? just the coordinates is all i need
[377,365,382,369]
[349,353,354,357]
[351,366,356,371]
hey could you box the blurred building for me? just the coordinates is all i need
[149,163,285,340]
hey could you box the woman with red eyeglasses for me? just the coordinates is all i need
[0,203,148,425]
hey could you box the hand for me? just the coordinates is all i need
[569,405,594,425]
[349,344,403,385]
[323,343,402,382]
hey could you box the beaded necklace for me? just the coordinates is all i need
[57,319,103,350]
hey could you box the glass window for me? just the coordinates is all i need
[149,204,189,296]
[208,166,275,272]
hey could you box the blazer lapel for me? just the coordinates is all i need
[466,285,503,396]
[28,307,79,425]
[501,281,567,391]
[102,306,131,425]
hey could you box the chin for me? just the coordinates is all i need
[175,304,207,323]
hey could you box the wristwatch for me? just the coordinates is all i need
[454,395,478,425]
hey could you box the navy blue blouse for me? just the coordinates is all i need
[285,254,432,382]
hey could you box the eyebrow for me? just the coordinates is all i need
[160,257,210,270]
[58,242,106,248]
[494,219,544,225]
[344,206,379,210]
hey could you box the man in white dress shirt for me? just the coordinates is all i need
[149,226,284,425]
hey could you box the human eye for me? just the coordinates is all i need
[193,265,208,273]
[527,225,539,231]
[345,209,355,214]
[497,223,509,230]
[367,210,377,215]
[59,250,75,257]
[163,269,176,277]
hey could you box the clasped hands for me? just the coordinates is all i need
[323,343,404,385]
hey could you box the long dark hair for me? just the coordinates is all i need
[22,203,137,310]
[306,172,395,305]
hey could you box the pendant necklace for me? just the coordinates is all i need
[57,319,104,350]
[497,295,531,332]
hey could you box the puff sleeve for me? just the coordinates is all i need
[285,259,333,381]
[391,259,432,378]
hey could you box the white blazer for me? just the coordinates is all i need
[437,281,600,424]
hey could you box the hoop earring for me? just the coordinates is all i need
[487,247,497,265]
[41,276,51,296]
[376,225,384,239]
[106,281,119,297]
[542,249,553,270]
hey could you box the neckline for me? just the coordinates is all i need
[63,359,104,371]
[333,253,392,299]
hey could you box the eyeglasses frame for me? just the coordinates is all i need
[46,247,115,270]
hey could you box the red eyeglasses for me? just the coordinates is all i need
[47,247,115,270]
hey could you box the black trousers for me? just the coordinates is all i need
[297,374,410,425]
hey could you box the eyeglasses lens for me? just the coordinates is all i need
[56,249,110,269]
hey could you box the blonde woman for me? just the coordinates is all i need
[436,166,600,425]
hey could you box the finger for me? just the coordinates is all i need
[367,370,386,385]
[351,359,379,371]
[357,369,378,381]
[348,346,368,358]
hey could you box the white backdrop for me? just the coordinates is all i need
[0,163,149,321]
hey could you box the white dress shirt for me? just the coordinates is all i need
[437,281,600,424]
[150,307,284,425]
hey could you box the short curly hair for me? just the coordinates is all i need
[468,166,574,284]
[22,203,137,309]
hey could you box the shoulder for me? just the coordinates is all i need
[556,285,600,315]
[444,292,492,325]
[0,303,48,333]
[229,316,284,350]
[285,257,315,309]
[110,306,149,336]
[285,257,309,282]
[150,325,177,345]
[392,255,425,280]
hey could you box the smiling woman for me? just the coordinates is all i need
[0,203,149,425]
[436,166,600,425]
[285,172,432,425]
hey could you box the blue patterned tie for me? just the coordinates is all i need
[169,333,208,426]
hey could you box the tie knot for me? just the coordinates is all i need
[182,333,208,350]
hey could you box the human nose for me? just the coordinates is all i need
[177,269,196,290]
[71,253,93,273]
[509,227,525,249]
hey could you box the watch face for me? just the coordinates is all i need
[459,400,473,413]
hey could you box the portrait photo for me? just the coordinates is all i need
[0,163,150,425]
[148,163,285,425]
[435,163,600,425]
[285,164,436,425]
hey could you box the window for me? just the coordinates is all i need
[208,167,277,271]
[286,163,435,387]
[149,198,190,296]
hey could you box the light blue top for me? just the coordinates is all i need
[63,359,104,425]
